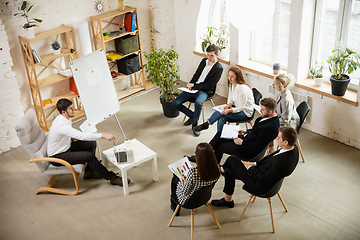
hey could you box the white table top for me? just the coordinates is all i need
[102,139,156,170]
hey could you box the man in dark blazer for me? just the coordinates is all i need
[211,126,299,208]
[209,97,280,164]
[172,44,223,136]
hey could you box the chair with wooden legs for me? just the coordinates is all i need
[168,184,221,240]
[15,108,85,196]
[227,88,262,129]
[182,86,217,124]
[239,178,287,233]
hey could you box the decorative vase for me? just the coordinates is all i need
[273,63,280,75]
[118,0,125,10]
[314,77,322,87]
[160,96,179,118]
[25,27,35,39]
[53,49,61,55]
[330,74,350,96]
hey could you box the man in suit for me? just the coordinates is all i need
[209,97,280,164]
[211,126,299,208]
[172,44,223,136]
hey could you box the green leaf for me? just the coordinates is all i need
[21,1,27,11]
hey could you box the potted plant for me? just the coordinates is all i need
[51,41,61,55]
[215,24,229,59]
[327,45,360,96]
[200,26,216,53]
[14,1,42,39]
[309,61,323,87]
[143,48,180,118]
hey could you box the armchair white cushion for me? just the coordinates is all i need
[15,108,85,195]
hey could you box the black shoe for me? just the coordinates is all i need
[192,125,200,137]
[185,155,196,163]
[84,170,103,180]
[211,197,234,208]
[110,176,131,186]
[170,204,181,216]
[193,122,209,132]
[184,116,194,126]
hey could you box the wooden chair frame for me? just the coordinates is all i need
[182,99,215,124]
[29,157,82,196]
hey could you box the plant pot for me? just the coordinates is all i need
[53,49,61,55]
[314,77,322,87]
[24,27,35,39]
[330,74,350,96]
[160,96,179,118]
[218,50,227,59]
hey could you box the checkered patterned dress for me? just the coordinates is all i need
[176,168,218,205]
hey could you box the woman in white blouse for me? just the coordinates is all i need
[170,143,220,216]
[193,66,254,133]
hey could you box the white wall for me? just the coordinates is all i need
[173,0,360,149]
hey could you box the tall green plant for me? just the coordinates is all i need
[14,1,42,29]
[216,25,229,52]
[327,45,360,80]
[200,26,216,52]
[309,61,323,79]
[143,48,180,101]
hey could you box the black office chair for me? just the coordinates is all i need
[296,101,311,163]
[227,88,262,129]
[168,184,221,240]
[182,86,217,124]
[241,144,268,162]
[239,178,288,233]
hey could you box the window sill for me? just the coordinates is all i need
[193,50,230,65]
[295,78,358,106]
[237,60,287,79]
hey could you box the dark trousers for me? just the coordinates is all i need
[209,132,253,164]
[51,140,115,180]
[170,174,180,208]
[222,155,257,195]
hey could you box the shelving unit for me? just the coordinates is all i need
[90,6,146,100]
[19,25,85,132]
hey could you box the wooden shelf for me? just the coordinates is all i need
[20,25,73,43]
[295,78,358,106]
[38,74,69,88]
[36,49,73,64]
[43,91,78,109]
[107,50,140,63]
[117,84,145,100]
[193,50,230,65]
[91,6,135,20]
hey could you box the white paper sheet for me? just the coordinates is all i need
[168,157,193,179]
[220,124,240,139]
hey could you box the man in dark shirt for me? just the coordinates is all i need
[211,126,299,208]
[209,97,280,164]
[172,44,223,136]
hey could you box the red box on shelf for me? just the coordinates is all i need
[69,77,79,95]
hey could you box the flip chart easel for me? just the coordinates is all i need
[69,49,128,158]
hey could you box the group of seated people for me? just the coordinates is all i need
[170,44,301,215]
[46,44,301,219]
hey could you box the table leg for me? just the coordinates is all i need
[152,155,158,181]
[121,169,129,195]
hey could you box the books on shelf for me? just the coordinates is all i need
[107,52,123,61]
[23,43,42,63]
[124,12,137,32]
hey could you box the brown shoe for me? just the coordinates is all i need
[84,170,103,180]
[110,176,131,186]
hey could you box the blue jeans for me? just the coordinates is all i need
[208,111,251,132]
[172,91,208,126]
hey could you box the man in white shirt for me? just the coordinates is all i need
[48,98,130,187]
[172,44,223,136]
[211,126,299,208]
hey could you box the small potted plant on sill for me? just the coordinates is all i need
[327,45,360,96]
[143,48,180,118]
[200,26,216,53]
[51,41,61,55]
[14,1,42,39]
[216,24,229,59]
[309,61,323,87]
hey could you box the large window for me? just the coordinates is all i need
[311,0,360,86]
[250,0,291,68]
